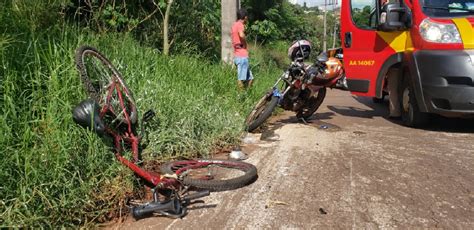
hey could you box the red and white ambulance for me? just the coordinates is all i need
[340,0,474,126]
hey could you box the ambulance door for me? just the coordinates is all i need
[341,0,401,97]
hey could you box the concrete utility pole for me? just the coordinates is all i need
[221,0,239,64]
[332,0,337,49]
[324,0,338,50]
[323,0,327,51]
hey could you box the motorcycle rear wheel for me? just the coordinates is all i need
[245,92,279,132]
[296,87,326,119]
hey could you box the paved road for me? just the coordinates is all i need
[118,89,474,229]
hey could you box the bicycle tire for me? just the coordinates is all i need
[160,159,258,191]
[74,46,138,124]
[245,93,279,132]
[296,87,326,119]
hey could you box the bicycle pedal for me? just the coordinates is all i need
[143,109,156,122]
[299,117,308,124]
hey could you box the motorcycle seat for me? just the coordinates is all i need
[316,52,329,63]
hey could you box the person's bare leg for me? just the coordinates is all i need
[237,80,245,90]
[247,79,253,88]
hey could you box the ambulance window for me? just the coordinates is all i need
[421,0,474,17]
[351,0,377,29]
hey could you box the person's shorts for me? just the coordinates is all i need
[234,57,253,81]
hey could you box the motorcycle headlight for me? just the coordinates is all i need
[419,18,461,44]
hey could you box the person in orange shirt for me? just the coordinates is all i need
[231,9,253,89]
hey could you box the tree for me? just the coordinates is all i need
[161,0,174,56]
[70,0,160,33]
[352,6,372,29]
[242,0,307,43]
[169,0,221,57]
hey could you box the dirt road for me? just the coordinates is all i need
[118,89,474,229]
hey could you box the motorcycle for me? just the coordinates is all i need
[245,40,346,132]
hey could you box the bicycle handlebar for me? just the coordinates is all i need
[183,190,210,202]
[132,199,182,219]
[132,190,210,219]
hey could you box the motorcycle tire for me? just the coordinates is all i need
[296,87,326,120]
[245,93,279,132]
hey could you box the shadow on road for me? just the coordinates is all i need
[260,94,474,134]
[267,112,342,135]
[425,116,474,133]
[328,95,390,118]
[187,204,218,211]
[325,95,474,133]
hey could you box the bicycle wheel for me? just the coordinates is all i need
[245,92,279,132]
[75,46,138,125]
[296,87,326,119]
[160,159,258,191]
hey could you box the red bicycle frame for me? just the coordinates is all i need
[101,78,225,189]
[99,78,179,188]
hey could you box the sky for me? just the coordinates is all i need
[291,0,342,7]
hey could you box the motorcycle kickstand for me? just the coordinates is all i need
[298,117,308,124]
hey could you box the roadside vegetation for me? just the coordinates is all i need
[1,0,339,227]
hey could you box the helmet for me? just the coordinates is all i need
[72,99,106,135]
[324,57,344,80]
[288,40,311,61]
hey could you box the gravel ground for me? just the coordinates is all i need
[116,89,474,229]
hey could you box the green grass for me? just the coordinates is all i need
[0,24,281,229]
[0,29,134,227]
[90,36,280,159]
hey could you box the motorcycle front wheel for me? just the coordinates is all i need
[245,92,279,132]
[296,87,326,119]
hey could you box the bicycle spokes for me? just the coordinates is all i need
[97,77,136,132]
[86,53,114,96]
